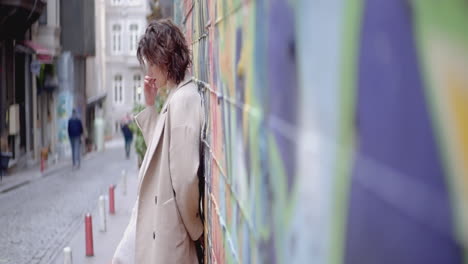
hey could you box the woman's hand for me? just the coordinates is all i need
[144,76,158,106]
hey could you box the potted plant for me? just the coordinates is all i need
[130,104,146,168]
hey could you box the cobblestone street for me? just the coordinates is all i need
[0,141,137,264]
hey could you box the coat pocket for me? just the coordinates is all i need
[159,198,187,247]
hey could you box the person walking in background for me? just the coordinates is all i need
[121,115,134,159]
[68,109,83,169]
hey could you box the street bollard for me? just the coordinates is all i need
[85,213,94,256]
[40,156,45,173]
[63,247,72,264]
[122,170,127,196]
[98,195,106,232]
[109,185,115,215]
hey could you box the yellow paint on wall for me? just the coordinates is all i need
[447,74,468,179]
[424,33,468,247]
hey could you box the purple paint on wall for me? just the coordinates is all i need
[267,0,298,194]
[344,0,461,263]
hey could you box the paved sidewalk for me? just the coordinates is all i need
[51,165,138,264]
[0,137,125,195]
[0,155,88,195]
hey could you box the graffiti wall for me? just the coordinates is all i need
[173,0,468,263]
[56,90,74,154]
[56,52,75,158]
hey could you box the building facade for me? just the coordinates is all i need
[0,0,47,169]
[84,0,108,152]
[104,0,148,137]
[33,0,61,166]
[58,0,96,156]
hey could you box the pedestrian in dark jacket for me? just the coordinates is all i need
[121,117,134,159]
[68,109,83,169]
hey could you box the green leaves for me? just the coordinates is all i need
[132,90,168,167]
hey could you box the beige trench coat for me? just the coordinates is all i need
[118,77,204,264]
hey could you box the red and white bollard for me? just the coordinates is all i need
[99,195,106,232]
[85,213,94,256]
[98,195,107,232]
[121,170,127,196]
[63,246,72,264]
[40,156,45,173]
[109,185,115,215]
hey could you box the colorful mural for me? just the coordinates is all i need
[173,0,468,263]
[56,90,74,157]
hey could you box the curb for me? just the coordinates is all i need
[0,151,100,195]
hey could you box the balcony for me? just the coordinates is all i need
[0,0,46,39]
[35,24,61,57]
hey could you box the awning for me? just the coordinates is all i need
[87,93,107,108]
[22,41,53,63]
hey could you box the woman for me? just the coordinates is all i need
[113,19,204,264]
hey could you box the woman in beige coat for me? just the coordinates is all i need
[113,19,204,264]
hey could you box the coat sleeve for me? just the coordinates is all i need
[168,89,204,241]
[134,106,159,145]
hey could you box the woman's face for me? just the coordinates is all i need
[146,63,168,89]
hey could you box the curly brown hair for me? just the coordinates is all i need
[137,19,191,84]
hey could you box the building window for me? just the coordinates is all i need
[129,23,139,54]
[133,74,142,103]
[114,74,123,104]
[111,24,122,54]
[111,0,122,5]
[128,0,140,5]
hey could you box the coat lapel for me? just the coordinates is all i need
[136,76,193,192]
[137,109,166,192]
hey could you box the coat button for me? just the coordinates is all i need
[155,196,157,205]
[153,231,155,240]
